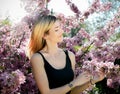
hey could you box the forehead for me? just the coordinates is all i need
[50,21,60,30]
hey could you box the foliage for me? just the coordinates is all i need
[0,0,120,94]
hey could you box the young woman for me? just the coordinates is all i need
[28,15,105,94]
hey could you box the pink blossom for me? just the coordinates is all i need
[12,69,26,85]
[79,28,90,39]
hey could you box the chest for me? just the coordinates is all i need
[43,54,74,89]
[44,52,66,70]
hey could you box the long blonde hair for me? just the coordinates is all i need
[28,15,57,58]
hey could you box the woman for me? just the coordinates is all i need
[28,15,105,94]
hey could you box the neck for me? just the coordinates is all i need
[42,42,60,55]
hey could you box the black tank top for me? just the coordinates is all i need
[37,50,74,94]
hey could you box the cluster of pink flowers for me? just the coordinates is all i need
[0,70,26,94]
[65,0,112,18]
[0,0,120,93]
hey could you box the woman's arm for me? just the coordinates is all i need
[68,51,105,94]
[68,51,92,94]
[30,53,91,94]
[70,81,92,94]
[70,71,105,94]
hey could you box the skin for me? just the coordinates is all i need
[30,21,105,94]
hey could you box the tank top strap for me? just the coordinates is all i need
[63,50,72,68]
[37,52,46,62]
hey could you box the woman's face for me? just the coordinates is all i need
[45,21,64,43]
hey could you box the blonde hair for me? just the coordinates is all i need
[28,15,57,58]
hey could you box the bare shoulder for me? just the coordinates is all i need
[30,53,44,66]
[66,50,76,71]
[67,50,75,58]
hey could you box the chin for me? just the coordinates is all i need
[56,36,63,42]
[59,37,63,42]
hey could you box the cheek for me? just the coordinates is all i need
[52,32,59,37]
[48,31,60,40]
[48,33,56,40]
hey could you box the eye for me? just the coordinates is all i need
[55,29,59,32]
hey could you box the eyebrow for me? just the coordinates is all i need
[55,26,59,28]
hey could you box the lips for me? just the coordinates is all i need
[59,35,63,38]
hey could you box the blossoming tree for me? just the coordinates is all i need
[0,0,120,94]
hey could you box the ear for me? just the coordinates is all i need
[43,33,48,40]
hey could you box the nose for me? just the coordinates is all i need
[61,29,64,34]
[59,29,64,36]
[59,26,64,33]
